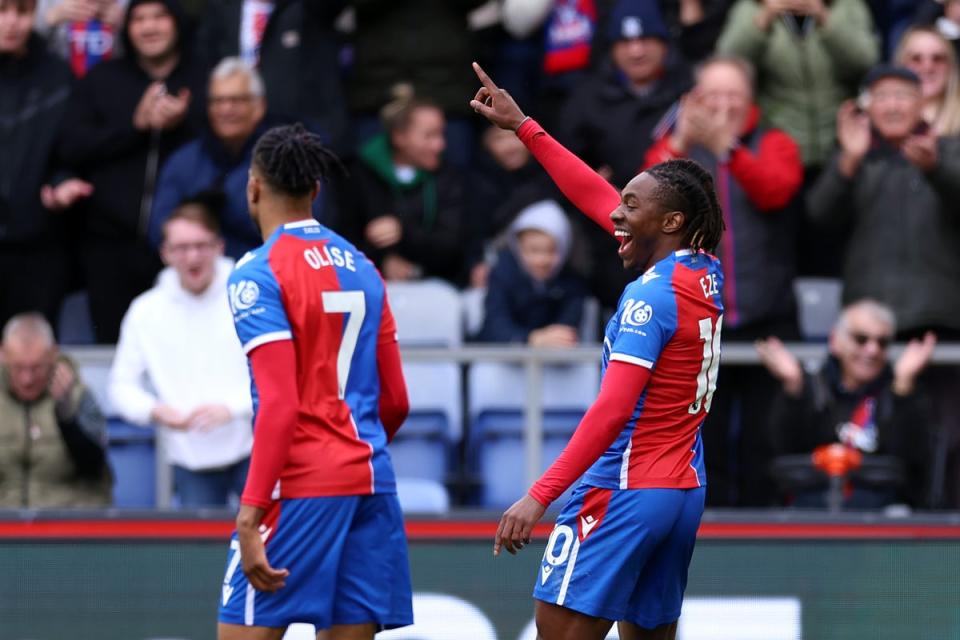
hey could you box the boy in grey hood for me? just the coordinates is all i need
[480,200,587,346]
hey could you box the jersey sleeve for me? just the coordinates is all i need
[609,280,677,369]
[228,263,292,354]
[378,292,399,345]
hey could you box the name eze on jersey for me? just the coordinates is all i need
[303,245,357,273]
[699,273,719,298]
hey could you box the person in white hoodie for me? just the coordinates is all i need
[108,192,253,507]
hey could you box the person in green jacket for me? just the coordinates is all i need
[717,0,879,171]
[0,313,112,508]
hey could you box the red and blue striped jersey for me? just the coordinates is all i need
[228,220,399,498]
[583,249,724,490]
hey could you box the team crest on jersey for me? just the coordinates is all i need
[621,299,653,327]
[229,280,260,313]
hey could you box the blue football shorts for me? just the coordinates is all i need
[533,483,706,628]
[218,493,413,630]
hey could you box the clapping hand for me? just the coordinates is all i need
[893,332,937,396]
[902,133,939,172]
[836,100,871,176]
[755,337,804,397]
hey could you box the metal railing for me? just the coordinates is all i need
[65,343,960,505]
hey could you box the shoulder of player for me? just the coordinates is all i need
[622,270,675,303]
[229,249,275,285]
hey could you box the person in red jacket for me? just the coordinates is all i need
[645,54,805,507]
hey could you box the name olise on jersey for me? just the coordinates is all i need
[304,245,357,272]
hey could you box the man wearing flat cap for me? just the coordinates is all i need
[807,63,960,340]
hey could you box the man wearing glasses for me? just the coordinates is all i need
[756,299,937,509]
[109,195,253,507]
[149,57,329,259]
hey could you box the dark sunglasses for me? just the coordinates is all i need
[849,331,892,349]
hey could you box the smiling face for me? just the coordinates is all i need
[610,173,684,272]
[898,31,953,101]
[127,2,178,63]
[829,305,895,389]
[208,72,265,149]
[867,77,924,143]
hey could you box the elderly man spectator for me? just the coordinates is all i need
[557,0,693,311]
[758,299,936,508]
[808,64,960,339]
[0,313,112,507]
[196,0,349,152]
[148,58,327,259]
[645,53,804,506]
[57,0,207,344]
[109,196,252,508]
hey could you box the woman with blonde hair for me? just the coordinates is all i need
[895,25,960,136]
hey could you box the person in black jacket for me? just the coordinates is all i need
[757,299,937,508]
[0,0,83,331]
[340,94,467,285]
[196,0,349,153]
[557,0,693,311]
[479,199,586,346]
[57,0,207,343]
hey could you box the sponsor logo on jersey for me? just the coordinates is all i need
[621,299,653,327]
[229,280,260,313]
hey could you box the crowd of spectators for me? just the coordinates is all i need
[2,0,960,509]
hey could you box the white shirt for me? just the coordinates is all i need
[108,257,253,471]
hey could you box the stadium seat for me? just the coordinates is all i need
[460,287,603,344]
[395,477,450,514]
[106,418,156,508]
[793,277,843,341]
[388,361,463,487]
[386,280,463,347]
[75,354,114,415]
[56,290,96,345]
[468,361,600,507]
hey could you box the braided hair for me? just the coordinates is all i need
[645,158,725,253]
[252,123,345,197]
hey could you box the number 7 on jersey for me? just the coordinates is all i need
[322,291,366,400]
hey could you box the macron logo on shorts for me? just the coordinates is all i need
[580,514,599,538]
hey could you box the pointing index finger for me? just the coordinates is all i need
[472,62,499,93]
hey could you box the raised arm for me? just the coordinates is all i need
[470,63,619,236]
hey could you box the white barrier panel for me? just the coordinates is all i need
[517,597,802,640]
[677,597,802,640]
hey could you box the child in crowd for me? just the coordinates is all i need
[479,199,586,347]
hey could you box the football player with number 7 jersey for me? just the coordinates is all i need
[471,63,725,640]
[217,124,413,640]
